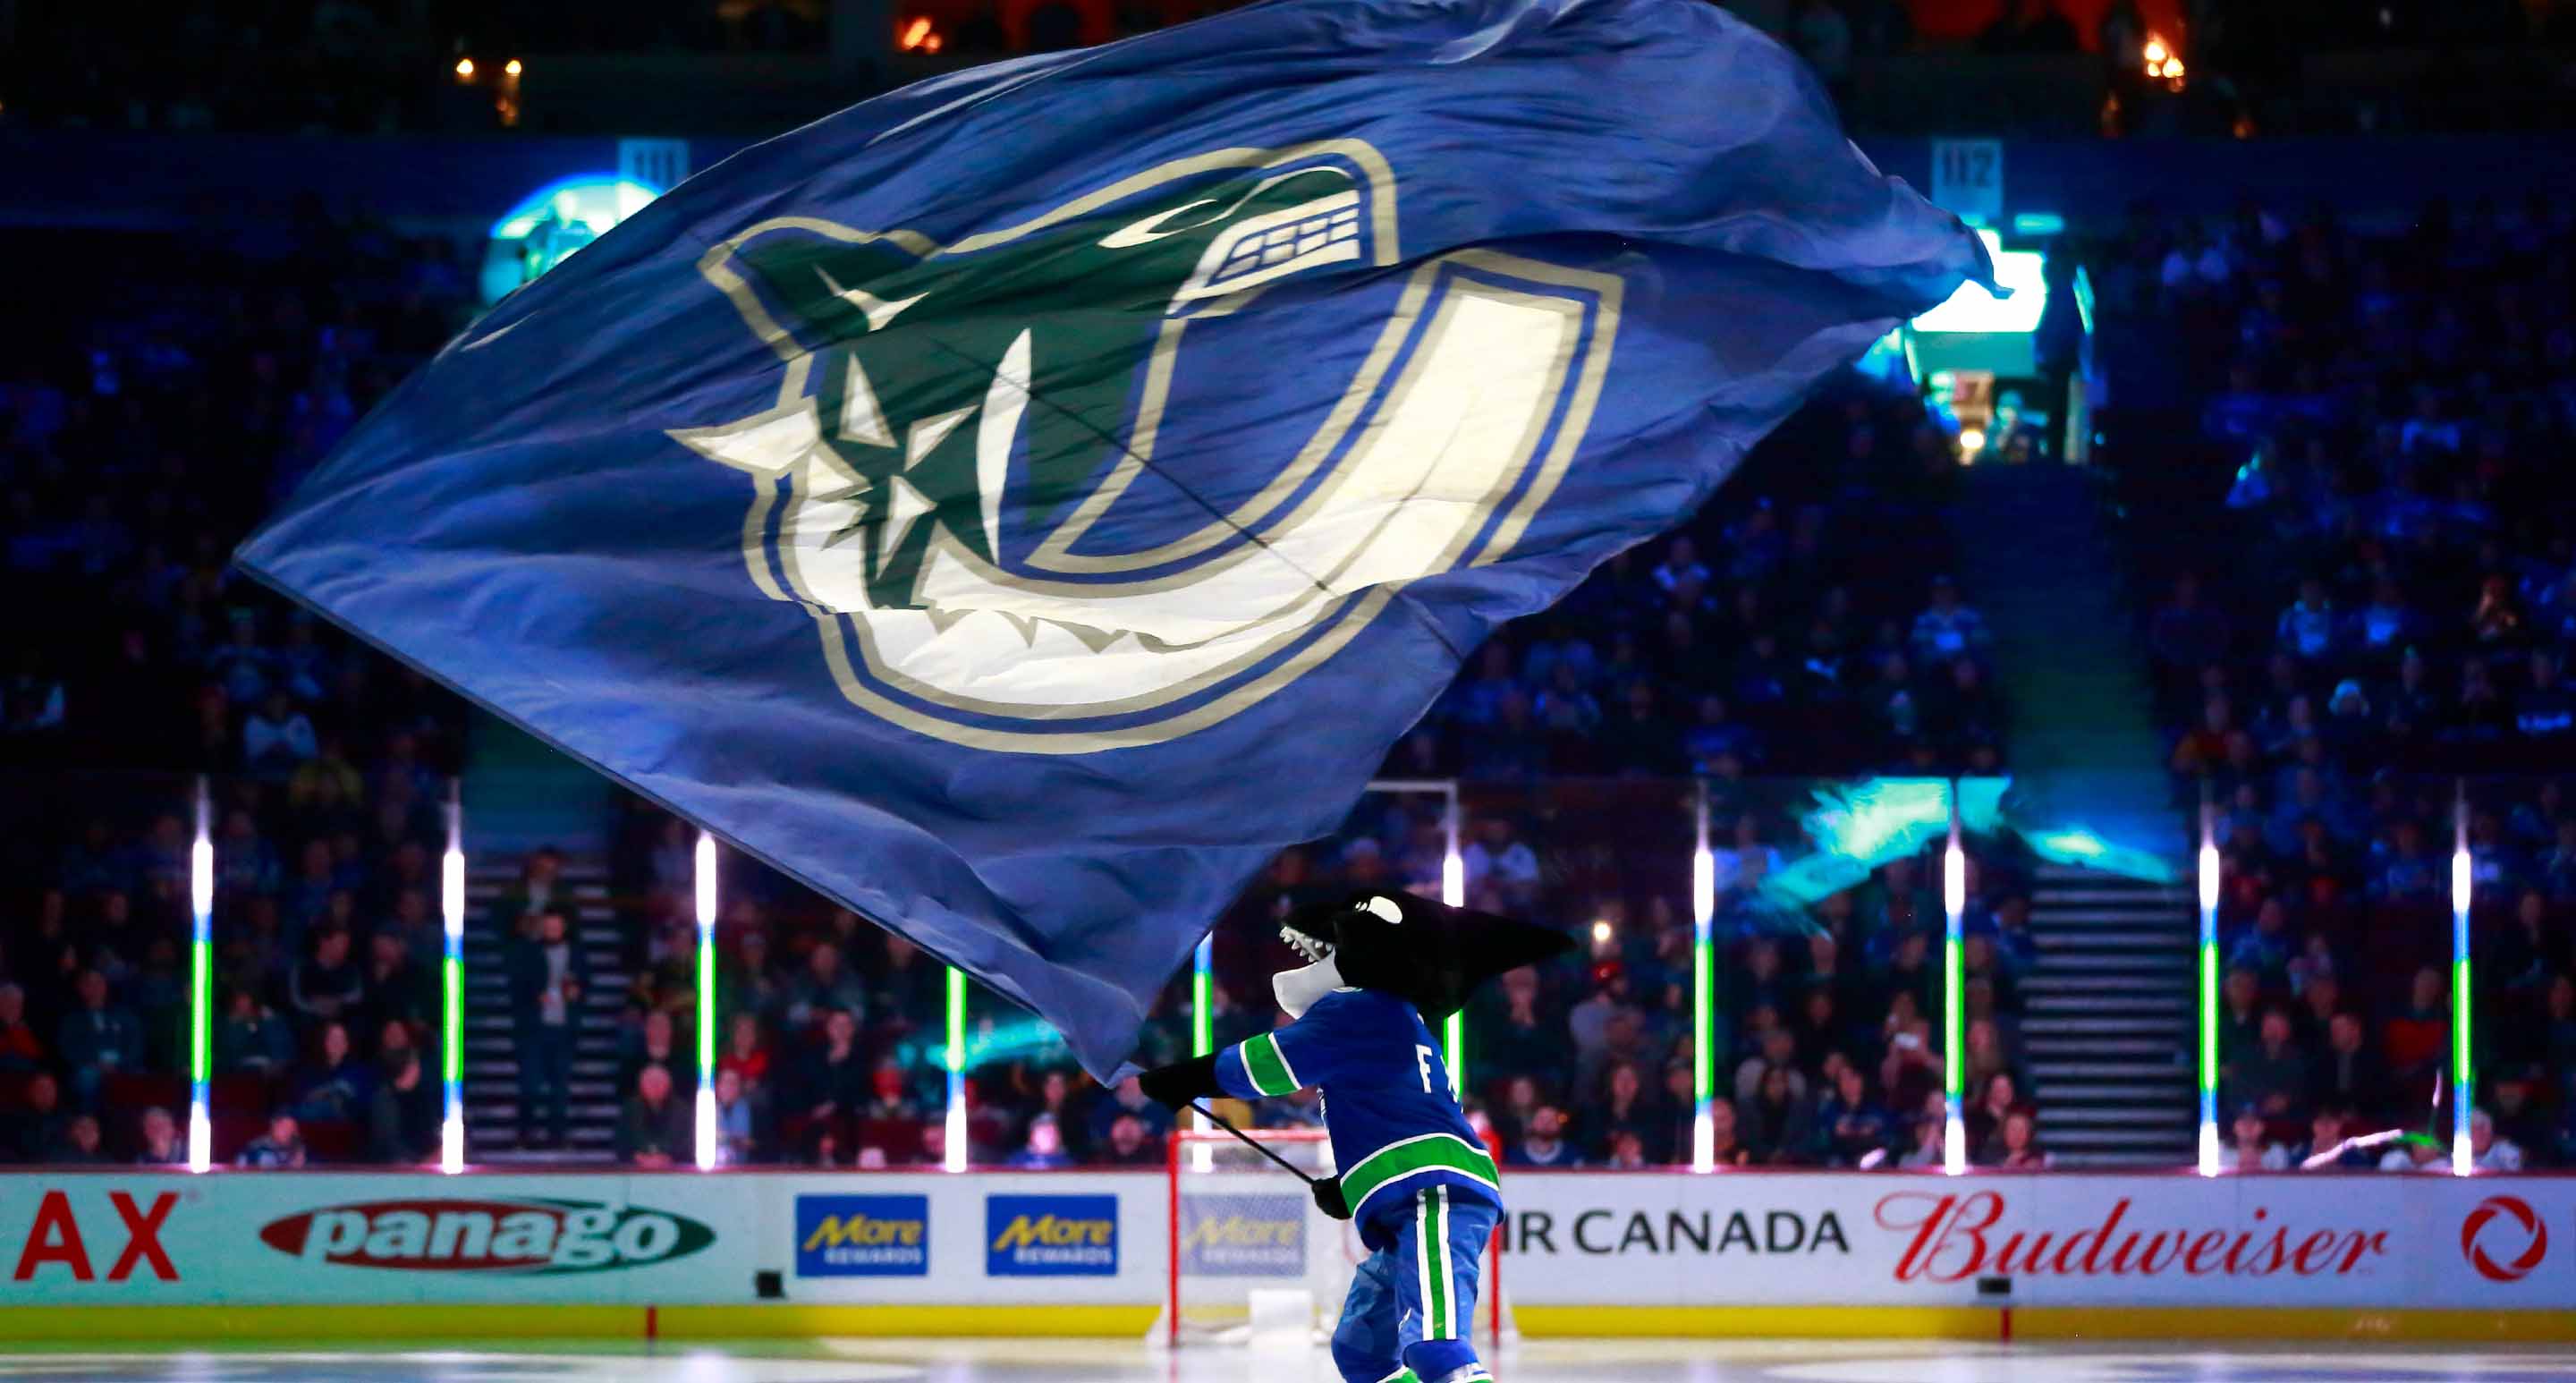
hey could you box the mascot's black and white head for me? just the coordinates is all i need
[1273,889,1571,1020]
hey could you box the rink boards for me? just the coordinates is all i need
[0,1169,2571,1340]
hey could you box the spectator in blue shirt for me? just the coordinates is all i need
[1814,1063,1893,1166]
[1504,1105,1583,1168]
[243,690,319,772]
[1651,535,1710,597]
[1909,576,1989,665]
[236,1113,308,1168]
[2351,578,2417,655]
[1006,1113,1074,1169]
[2277,577,2341,661]
[2518,649,2576,739]
[2371,821,2444,901]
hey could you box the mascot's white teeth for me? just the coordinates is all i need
[1278,925,1331,963]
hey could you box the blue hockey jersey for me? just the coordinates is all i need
[1216,988,1501,1246]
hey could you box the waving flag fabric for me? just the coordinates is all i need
[237,0,1989,1079]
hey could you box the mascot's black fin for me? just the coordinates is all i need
[1299,888,1570,1022]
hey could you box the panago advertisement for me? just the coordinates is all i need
[258,1197,718,1275]
[0,1169,2572,1320]
[0,1173,1163,1307]
[0,1176,752,1303]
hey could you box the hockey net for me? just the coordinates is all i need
[1161,1125,1359,1345]
[1160,1124,1509,1347]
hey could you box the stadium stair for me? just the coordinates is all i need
[460,855,632,1164]
[2020,865,2198,1166]
[1953,465,2195,1163]
[1952,464,2174,861]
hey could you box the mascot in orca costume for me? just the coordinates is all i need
[1140,890,1569,1383]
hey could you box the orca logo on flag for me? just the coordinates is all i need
[2462,1194,2547,1282]
[674,141,1622,751]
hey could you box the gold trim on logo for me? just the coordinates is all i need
[679,144,1623,752]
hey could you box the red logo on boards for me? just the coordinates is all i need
[11,1190,180,1282]
[1875,1192,2388,1283]
[2461,1195,2548,1283]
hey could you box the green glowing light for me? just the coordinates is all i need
[967,1017,1069,1066]
[2026,829,2181,884]
[1445,1012,1465,1099]
[696,934,716,1072]
[189,938,212,1084]
[443,955,464,1085]
[2453,955,2473,1110]
[1801,777,1953,865]
[1192,958,1212,1059]
[1943,934,1965,1101]
[2199,941,2218,1090]
[1758,853,1874,908]
[1692,936,1715,1103]
[1954,777,2010,836]
[945,967,967,1073]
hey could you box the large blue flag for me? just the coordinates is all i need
[239,0,1988,1079]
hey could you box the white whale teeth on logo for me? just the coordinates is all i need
[886,289,1580,704]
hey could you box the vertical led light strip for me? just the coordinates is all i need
[1190,933,1216,1171]
[440,783,466,1174]
[2197,796,2221,1177]
[186,776,213,1173]
[2452,786,2473,1175]
[1690,782,1716,1172]
[692,831,719,1171]
[1941,794,1966,1175]
[1440,782,1466,1100]
[944,965,969,1172]
[1191,935,1213,1058]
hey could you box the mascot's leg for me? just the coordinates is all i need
[1329,1239,1407,1383]
[1390,1187,1498,1383]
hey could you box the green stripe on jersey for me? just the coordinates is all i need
[1241,1032,1300,1096]
[1340,1133,1499,1209]
[1421,1187,1451,1338]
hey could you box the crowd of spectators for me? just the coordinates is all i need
[1398,381,2004,785]
[644,777,2048,1171]
[2198,773,2576,1171]
[597,803,957,1167]
[2106,192,2576,1168]
[2131,193,2576,781]
[1175,782,2048,1172]
[0,212,478,1165]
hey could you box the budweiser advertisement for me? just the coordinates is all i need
[0,1171,2569,1313]
[1496,1174,2576,1309]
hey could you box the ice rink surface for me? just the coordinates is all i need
[4,1341,2575,1382]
